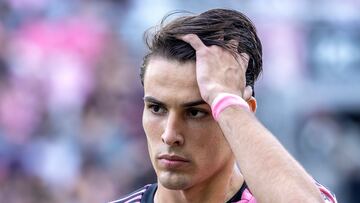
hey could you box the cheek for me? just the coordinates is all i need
[191,122,231,156]
[192,121,224,144]
[143,110,161,137]
[188,124,234,178]
[142,111,163,151]
[143,113,158,168]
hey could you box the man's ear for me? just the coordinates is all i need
[247,96,257,113]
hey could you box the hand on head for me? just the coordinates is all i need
[178,34,252,104]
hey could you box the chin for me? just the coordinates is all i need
[158,172,192,190]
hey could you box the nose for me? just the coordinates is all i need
[161,113,184,146]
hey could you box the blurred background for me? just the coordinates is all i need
[0,0,359,202]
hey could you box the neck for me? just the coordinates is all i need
[154,163,244,203]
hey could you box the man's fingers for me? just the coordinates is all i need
[178,34,207,51]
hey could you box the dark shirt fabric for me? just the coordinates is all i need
[109,182,249,203]
[109,181,337,203]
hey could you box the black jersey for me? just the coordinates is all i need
[109,181,336,203]
[109,182,250,203]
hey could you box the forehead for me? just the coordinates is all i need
[143,57,201,104]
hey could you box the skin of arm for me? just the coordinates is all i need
[179,34,325,203]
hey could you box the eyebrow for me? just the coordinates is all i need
[143,96,207,107]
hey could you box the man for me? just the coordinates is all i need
[110,9,337,203]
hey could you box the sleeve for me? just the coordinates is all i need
[315,181,338,203]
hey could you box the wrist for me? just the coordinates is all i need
[211,93,250,121]
[205,90,243,105]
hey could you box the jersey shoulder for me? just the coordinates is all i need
[108,184,152,203]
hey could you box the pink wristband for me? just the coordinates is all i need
[211,93,250,121]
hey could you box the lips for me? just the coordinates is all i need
[158,154,189,162]
[157,154,190,169]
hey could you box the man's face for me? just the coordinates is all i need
[142,57,235,190]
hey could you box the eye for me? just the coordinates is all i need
[148,104,167,115]
[187,108,208,119]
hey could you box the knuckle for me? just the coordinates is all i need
[197,48,210,56]
[188,34,199,43]
[186,34,196,41]
[210,45,221,52]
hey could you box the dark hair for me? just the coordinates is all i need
[141,9,262,96]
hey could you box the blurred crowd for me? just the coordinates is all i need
[0,0,359,203]
[0,1,156,202]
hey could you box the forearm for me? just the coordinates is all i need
[217,106,324,203]
[178,32,327,202]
